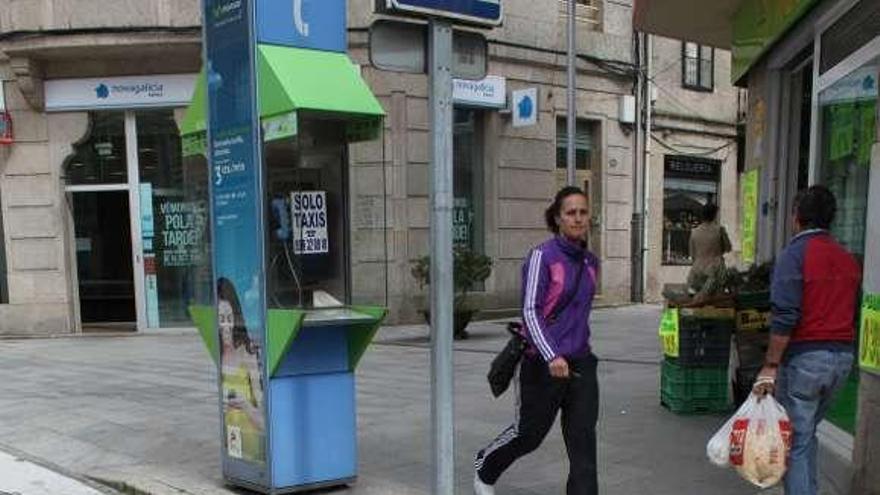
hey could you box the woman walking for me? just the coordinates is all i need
[474,186,601,495]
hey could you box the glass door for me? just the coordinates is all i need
[65,112,138,330]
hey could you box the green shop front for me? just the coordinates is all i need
[636,0,880,490]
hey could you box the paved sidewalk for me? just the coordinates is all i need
[0,305,836,494]
[0,447,115,495]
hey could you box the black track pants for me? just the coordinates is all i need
[475,353,599,494]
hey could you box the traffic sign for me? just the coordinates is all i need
[383,0,502,27]
[369,20,487,79]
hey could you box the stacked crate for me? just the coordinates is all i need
[732,291,772,406]
[661,307,734,414]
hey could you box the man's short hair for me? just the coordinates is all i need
[701,203,719,223]
[794,185,837,230]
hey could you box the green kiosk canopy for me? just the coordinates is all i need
[180,44,385,156]
[184,44,387,376]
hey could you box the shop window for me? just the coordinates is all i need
[64,112,128,185]
[820,0,880,74]
[682,42,714,92]
[817,54,877,262]
[136,109,207,327]
[555,118,595,170]
[454,108,484,254]
[663,155,721,265]
[557,0,603,32]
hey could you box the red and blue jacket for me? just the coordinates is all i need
[521,236,599,362]
[770,229,861,355]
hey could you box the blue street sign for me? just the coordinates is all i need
[257,0,346,52]
[385,0,502,27]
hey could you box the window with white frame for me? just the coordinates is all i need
[558,0,603,32]
[682,42,714,91]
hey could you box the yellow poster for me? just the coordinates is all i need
[741,168,760,264]
[860,294,880,373]
[659,308,680,358]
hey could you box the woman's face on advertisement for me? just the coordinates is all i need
[218,299,235,348]
[557,193,589,241]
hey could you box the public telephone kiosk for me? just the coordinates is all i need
[179,40,387,492]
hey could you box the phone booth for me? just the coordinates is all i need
[178,2,387,492]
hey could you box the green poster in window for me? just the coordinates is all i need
[741,168,759,264]
[829,104,856,162]
[858,102,876,167]
[860,293,880,374]
[659,308,680,358]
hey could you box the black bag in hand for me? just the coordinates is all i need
[487,322,528,398]
[486,256,584,398]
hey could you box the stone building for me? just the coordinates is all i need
[0,0,741,333]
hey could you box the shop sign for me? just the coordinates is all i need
[665,155,721,181]
[257,0,346,53]
[511,88,538,128]
[262,112,298,142]
[659,308,679,358]
[732,0,819,83]
[45,74,198,112]
[291,191,329,254]
[453,75,506,108]
[860,293,880,373]
[741,167,760,265]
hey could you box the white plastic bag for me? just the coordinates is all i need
[706,393,792,488]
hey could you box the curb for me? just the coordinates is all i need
[817,420,853,495]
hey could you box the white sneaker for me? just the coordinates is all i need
[474,472,495,495]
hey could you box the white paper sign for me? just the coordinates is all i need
[291,191,329,255]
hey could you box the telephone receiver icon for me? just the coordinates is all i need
[293,0,309,38]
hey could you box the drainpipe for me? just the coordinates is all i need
[631,32,644,303]
[641,34,653,301]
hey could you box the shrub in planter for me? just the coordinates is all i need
[411,247,492,339]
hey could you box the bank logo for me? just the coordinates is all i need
[517,93,533,120]
[95,84,110,99]
[864,76,875,92]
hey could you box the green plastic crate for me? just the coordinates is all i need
[661,360,729,400]
[660,393,731,414]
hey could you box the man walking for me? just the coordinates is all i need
[754,185,861,495]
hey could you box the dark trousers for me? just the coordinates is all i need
[475,353,599,494]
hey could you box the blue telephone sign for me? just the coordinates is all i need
[257,0,346,52]
[385,0,502,26]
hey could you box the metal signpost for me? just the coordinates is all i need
[378,3,501,494]
[566,0,576,186]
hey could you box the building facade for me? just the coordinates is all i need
[636,0,879,492]
[0,0,740,333]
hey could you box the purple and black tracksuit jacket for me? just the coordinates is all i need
[521,236,600,362]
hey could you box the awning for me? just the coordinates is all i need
[179,44,384,143]
[633,0,742,50]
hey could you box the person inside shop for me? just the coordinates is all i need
[753,186,861,495]
[474,186,601,495]
[218,277,266,463]
[687,202,732,300]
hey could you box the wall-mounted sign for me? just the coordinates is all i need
[511,88,538,127]
[741,167,760,264]
[383,0,502,27]
[257,0,346,52]
[291,191,329,254]
[453,75,505,108]
[861,293,880,374]
[45,74,198,112]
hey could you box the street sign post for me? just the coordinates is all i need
[383,0,502,27]
[375,3,501,493]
